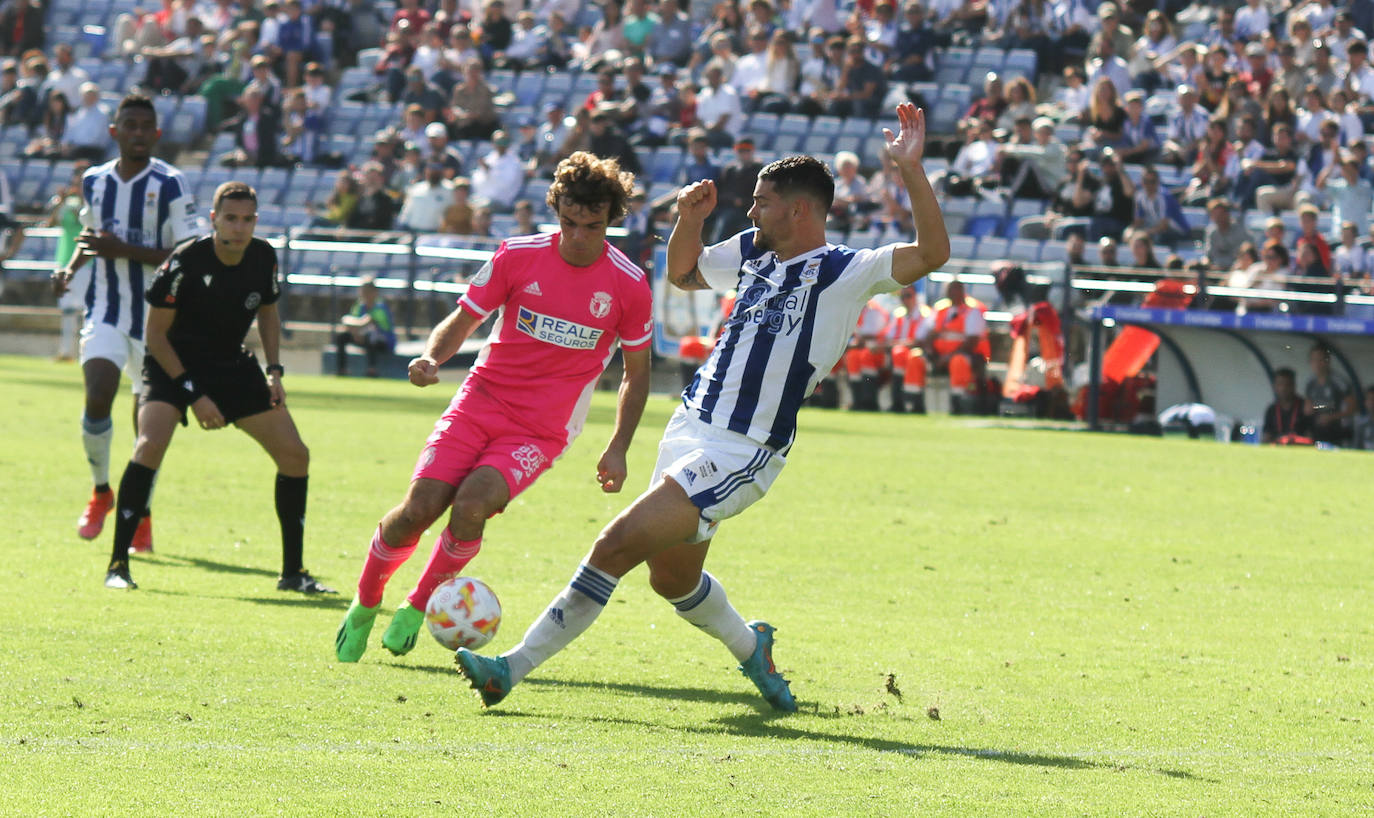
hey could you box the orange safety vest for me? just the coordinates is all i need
[928,297,990,358]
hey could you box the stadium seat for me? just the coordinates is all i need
[810,116,843,136]
[930,100,962,133]
[941,196,979,220]
[1008,238,1043,262]
[1004,50,1037,79]
[1008,198,1045,221]
[166,112,197,146]
[940,46,975,71]
[258,168,290,203]
[972,47,1004,72]
[750,112,781,135]
[514,73,544,107]
[948,234,978,260]
[965,214,1005,238]
[542,72,574,106]
[1040,241,1069,264]
[942,213,968,235]
[975,237,1011,260]
[801,133,835,155]
[908,82,939,106]
[648,148,681,184]
[774,132,808,153]
[777,114,810,136]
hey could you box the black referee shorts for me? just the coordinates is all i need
[143,351,274,425]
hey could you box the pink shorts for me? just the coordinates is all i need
[412,385,569,502]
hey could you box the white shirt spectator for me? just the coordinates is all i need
[40,65,90,110]
[1346,63,1374,102]
[731,51,768,96]
[472,148,525,208]
[505,22,549,62]
[399,178,454,232]
[1334,242,1370,277]
[695,84,742,134]
[303,80,331,112]
[532,0,579,22]
[65,99,110,149]
[1167,104,1211,145]
[951,136,998,177]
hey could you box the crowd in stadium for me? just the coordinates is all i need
[2,0,1373,444]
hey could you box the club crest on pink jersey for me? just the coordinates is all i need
[589,291,612,319]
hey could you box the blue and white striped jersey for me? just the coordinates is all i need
[683,229,898,453]
[79,158,200,340]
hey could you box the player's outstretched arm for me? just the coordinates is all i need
[666,180,717,291]
[884,103,951,287]
[596,346,651,493]
[409,305,482,386]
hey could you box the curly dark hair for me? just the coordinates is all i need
[546,151,635,222]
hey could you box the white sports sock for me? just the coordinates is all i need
[82,415,114,487]
[666,571,756,662]
[502,562,618,685]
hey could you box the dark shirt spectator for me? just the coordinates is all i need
[1261,368,1313,443]
[348,163,399,230]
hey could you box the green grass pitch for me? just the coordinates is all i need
[0,354,1369,815]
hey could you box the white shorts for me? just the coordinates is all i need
[80,321,145,394]
[653,405,786,544]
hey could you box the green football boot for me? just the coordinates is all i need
[381,601,426,656]
[335,598,379,662]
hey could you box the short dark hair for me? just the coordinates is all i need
[1274,366,1295,382]
[116,92,156,122]
[547,151,635,222]
[758,155,834,211]
[213,181,258,211]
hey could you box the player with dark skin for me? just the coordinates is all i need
[51,104,177,441]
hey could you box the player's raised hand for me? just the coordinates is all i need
[676,180,718,223]
[191,395,226,430]
[409,356,440,387]
[883,102,927,168]
[596,446,628,493]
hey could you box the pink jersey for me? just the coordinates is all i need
[458,232,653,442]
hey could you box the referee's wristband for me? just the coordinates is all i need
[176,374,203,403]
[265,364,285,377]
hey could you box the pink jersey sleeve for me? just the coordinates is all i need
[618,272,654,351]
[458,244,512,319]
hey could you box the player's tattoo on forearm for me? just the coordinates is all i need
[671,266,709,290]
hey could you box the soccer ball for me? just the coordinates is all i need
[425,576,502,651]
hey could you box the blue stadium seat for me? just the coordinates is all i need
[1003,49,1037,81]
[972,47,1005,72]
[801,133,835,155]
[908,82,939,105]
[1040,241,1068,264]
[975,237,1010,260]
[488,69,518,93]
[258,168,290,203]
[934,65,967,85]
[929,100,962,132]
[356,48,383,73]
[810,116,843,136]
[750,112,781,135]
[514,72,545,107]
[774,132,808,153]
[948,234,978,259]
[941,196,979,220]
[337,67,375,99]
[940,47,975,71]
[942,84,973,109]
[166,112,197,145]
[1008,238,1043,262]
[542,72,574,105]
[649,148,681,183]
[965,214,1005,238]
[777,114,811,135]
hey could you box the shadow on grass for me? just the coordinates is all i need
[141,586,349,609]
[448,676,1202,780]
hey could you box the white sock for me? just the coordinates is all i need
[82,415,114,488]
[502,562,618,686]
[666,571,756,662]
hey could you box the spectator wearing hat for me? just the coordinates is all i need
[399,161,455,233]
[302,62,332,113]
[712,137,762,242]
[1159,85,1211,167]
[420,121,459,176]
[1090,3,1134,62]
[1117,90,1159,163]
[1000,116,1067,200]
[1238,41,1273,98]
[60,83,108,162]
[472,129,527,211]
[247,53,283,114]
[1202,198,1254,270]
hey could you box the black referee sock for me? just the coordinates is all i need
[110,462,156,568]
[275,474,308,576]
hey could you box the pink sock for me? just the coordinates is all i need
[356,526,419,608]
[405,527,481,610]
